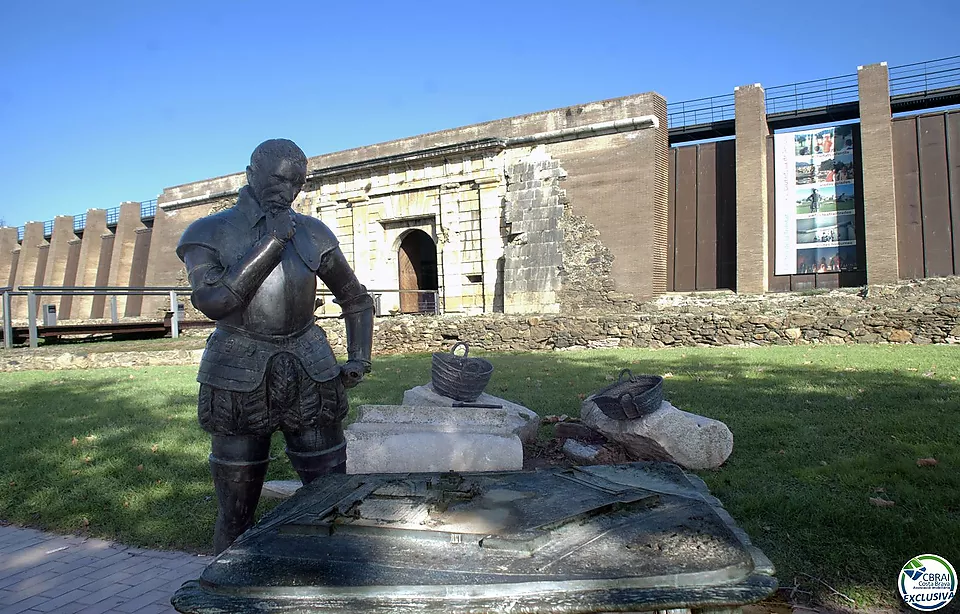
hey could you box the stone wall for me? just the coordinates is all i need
[311,277,960,355]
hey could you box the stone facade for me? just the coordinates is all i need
[126,92,667,322]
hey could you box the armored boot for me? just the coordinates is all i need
[285,425,347,484]
[209,436,271,555]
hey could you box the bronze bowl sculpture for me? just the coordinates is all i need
[592,369,664,421]
[431,342,494,402]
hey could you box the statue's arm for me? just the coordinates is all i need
[180,237,286,320]
[317,247,374,376]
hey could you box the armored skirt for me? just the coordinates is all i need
[196,323,346,438]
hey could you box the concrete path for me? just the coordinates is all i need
[0,525,211,614]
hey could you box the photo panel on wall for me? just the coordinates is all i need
[835,126,854,153]
[795,185,837,215]
[835,183,855,211]
[796,245,858,274]
[812,128,835,155]
[797,215,839,244]
[831,153,855,184]
[796,158,816,185]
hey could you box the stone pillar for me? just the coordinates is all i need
[735,84,770,293]
[106,202,146,317]
[12,222,47,318]
[477,178,505,313]
[858,62,900,284]
[142,203,203,318]
[41,216,79,316]
[439,184,463,313]
[74,209,110,319]
[0,228,19,289]
[350,199,372,285]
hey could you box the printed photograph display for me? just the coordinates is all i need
[774,125,860,275]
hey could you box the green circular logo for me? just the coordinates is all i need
[899,554,957,611]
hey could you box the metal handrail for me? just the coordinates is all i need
[140,199,157,219]
[765,73,860,116]
[889,55,960,96]
[667,93,736,129]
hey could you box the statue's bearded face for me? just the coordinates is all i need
[249,157,306,212]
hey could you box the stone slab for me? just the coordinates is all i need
[261,480,302,500]
[345,428,522,474]
[402,383,540,443]
[582,399,733,470]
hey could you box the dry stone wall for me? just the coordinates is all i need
[315,276,960,354]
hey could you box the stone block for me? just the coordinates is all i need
[402,383,539,443]
[345,404,523,474]
[581,399,733,470]
[562,439,603,464]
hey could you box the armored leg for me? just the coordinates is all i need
[284,424,346,483]
[209,435,271,555]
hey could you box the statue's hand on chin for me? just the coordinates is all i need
[266,208,296,243]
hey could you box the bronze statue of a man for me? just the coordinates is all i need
[177,139,374,554]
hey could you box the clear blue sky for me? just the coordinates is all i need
[1,0,957,227]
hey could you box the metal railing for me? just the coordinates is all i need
[140,199,157,220]
[2,285,441,349]
[667,93,736,129]
[11,198,159,238]
[765,72,860,116]
[2,286,192,348]
[889,55,960,97]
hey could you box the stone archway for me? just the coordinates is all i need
[398,229,438,313]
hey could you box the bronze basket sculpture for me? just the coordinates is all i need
[592,369,664,421]
[431,342,494,402]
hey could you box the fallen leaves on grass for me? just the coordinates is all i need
[151,444,159,453]
[916,458,938,467]
[70,437,78,446]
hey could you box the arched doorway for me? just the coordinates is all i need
[398,230,438,314]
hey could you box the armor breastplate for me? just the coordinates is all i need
[229,242,318,336]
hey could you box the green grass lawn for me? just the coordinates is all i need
[1,345,958,609]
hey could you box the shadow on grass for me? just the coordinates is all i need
[0,345,957,608]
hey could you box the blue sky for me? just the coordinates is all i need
[1,0,957,227]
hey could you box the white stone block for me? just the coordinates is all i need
[401,384,539,443]
[345,404,524,475]
[581,399,733,470]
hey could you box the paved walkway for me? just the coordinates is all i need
[0,525,211,614]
